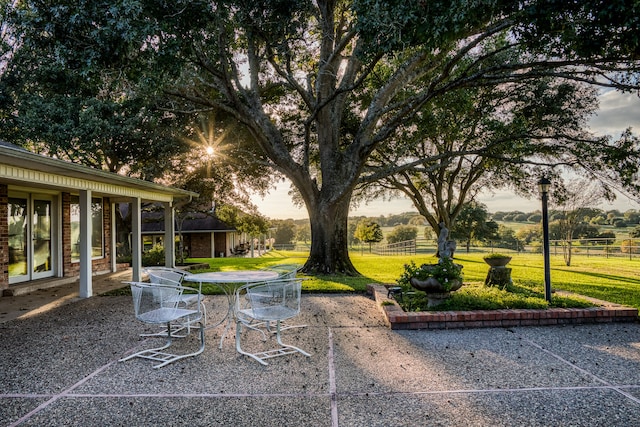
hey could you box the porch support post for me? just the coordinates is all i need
[163,201,175,267]
[79,190,92,298]
[110,201,117,273]
[131,197,142,281]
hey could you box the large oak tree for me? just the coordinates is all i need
[7,0,640,275]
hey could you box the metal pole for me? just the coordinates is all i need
[541,189,552,303]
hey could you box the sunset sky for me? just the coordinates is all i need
[252,89,640,220]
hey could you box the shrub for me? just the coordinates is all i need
[621,240,640,254]
[142,244,165,266]
[387,225,418,244]
[613,219,628,228]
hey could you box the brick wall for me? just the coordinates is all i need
[63,195,112,277]
[189,233,211,258]
[0,184,8,290]
[62,192,72,277]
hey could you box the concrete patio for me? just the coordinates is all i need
[1,274,640,426]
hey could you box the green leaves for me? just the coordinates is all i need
[352,0,514,56]
[514,0,640,59]
[354,219,383,244]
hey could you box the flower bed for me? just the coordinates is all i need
[367,284,638,330]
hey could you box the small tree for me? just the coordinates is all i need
[554,180,609,266]
[516,225,541,245]
[217,205,271,257]
[354,220,383,253]
[296,224,311,244]
[347,222,358,248]
[621,239,640,254]
[272,219,296,246]
[450,202,498,253]
[624,210,640,225]
[495,225,523,252]
[386,225,418,244]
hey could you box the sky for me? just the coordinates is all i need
[251,89,640,220]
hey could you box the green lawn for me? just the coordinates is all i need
[187,250,640,310]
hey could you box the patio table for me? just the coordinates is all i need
[184,270,280,348]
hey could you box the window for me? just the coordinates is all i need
[70,196,104,261]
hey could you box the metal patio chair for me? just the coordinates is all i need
[261,264,308,333]
[267,264,301,279]
[144,267,207,336]
[235,278,310,365]
[120,282,205,369]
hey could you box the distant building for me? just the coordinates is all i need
[139,207,243,258]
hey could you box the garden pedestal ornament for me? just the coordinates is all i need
[483,255,513,288]
[406,223,463,307]
[485,267,512,288]
[410,274,463,307]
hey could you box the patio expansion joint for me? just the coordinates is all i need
[7,358,120,427]
[519,333,640,405]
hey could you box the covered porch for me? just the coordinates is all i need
[0,142,197,298]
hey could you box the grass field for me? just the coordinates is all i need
[187,250,640,310]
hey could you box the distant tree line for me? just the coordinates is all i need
[270,207,640,257]
[492,209,640,228]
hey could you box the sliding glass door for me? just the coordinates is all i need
[8,193,56,284]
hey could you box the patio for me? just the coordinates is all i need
[1,276,640,426]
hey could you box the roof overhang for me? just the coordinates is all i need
[0,144,198,203]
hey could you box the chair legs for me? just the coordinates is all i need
[236,319,310,366]
[139,300,208,338]
[265,320,308,334]
[140,323,190,338]
[121,321,206,369]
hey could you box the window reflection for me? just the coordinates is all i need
[8,198,27,277]
[70,196,104,261]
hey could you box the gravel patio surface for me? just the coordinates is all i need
[1,280,640,426]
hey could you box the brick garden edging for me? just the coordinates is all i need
[367,284,639,330]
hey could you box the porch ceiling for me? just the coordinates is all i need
[0,144,197,203]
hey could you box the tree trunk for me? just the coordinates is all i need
[564,239,573,266]
[302,196,359,276]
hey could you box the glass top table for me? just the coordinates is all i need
[186,270,279,284]
[184,270,281,348]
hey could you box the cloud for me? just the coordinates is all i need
[589,90,640,137]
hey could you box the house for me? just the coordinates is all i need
[138,207,243,258]
[0,141,197,297]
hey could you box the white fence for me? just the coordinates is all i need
[369,237,640,259]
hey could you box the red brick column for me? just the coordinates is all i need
[61,192,75,277]
[0,184,8,290]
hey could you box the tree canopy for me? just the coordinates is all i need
[3,0,640,275]
[358,73,623,236]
